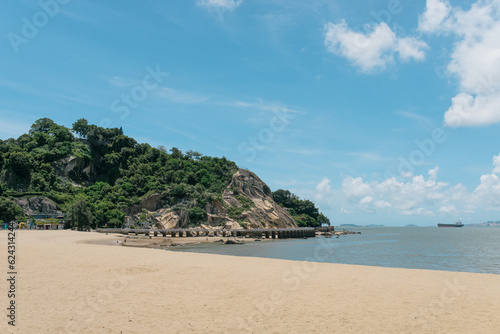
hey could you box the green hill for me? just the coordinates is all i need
[0,118,329,229]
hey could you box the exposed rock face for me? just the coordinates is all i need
[156,208,189,229]
[141,193,162,212]
[14,196,59,215]
[54,156,93,179]
[128,169,297,229]
[205,201,229,226]
[125,193,164,216]
[224,221,241,229]
[222,169,297,229]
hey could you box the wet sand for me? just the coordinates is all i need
[1,230,499,333]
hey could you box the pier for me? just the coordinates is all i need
[96,227,316,239]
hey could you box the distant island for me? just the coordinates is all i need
[339,224,385,228]
[405,224,418,227]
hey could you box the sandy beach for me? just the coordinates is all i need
[1,230,499,334]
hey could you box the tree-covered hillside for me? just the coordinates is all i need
[0,118,330,229]
[0,118,237,227]
[273,189,330,227]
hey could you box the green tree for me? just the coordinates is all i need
[294,213,318,228]
[170,147,183,159]
[0,198,24,222]
[67,200,93,230]
[6,151,32,176]
[188,206,207,224]
[318,213,330,226]
[273,189,330,227]
[29,118,55,135]
[72,118,90,138]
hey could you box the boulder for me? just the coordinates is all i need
[14,196,59,216]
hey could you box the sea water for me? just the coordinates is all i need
[172,227,500,275]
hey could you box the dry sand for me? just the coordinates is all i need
[1,230,499,334]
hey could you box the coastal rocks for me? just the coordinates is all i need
[225,239,244,245]
[224,222,241,229]
[14,196,59,215]
[229,169,273,198]
[222,169,297,229]
[155,209,189,229]
[206,201,229,227]
[207,213,227,226]
[125,168,297,230]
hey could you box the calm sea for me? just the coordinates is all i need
[172,227,500,275]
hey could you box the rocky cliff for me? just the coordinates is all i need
[131,169,297,229]
[221,169,297,228]
[14,196,60,216]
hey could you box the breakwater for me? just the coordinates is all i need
[96,227,316,239]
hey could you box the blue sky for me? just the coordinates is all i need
[2,0,500,226]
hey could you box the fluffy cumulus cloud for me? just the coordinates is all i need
[198,0,242,11]
[315,177,333,199]
[313,153,500,217]
[418,0,452,33]
[493,153,500,174]
[417,0,500,127]
[471,173,500,211]
[324,21,428,72]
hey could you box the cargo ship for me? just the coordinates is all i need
[437,221,464,228]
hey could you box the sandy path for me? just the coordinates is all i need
[1,230,499,333]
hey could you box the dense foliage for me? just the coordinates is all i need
[0,197,24,223]
[0,118,238,228]
[0,118,331,229]
[273,189,330,227]
[67,199,93,230]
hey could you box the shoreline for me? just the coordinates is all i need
[87,228,359,250]
[86,231,276,248]
[1,230,499,333]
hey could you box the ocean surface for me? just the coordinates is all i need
[172,227,500,275]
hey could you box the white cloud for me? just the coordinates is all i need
[438,204,457,214]
[312,153,500,217]
[342,176,372,198]
[471,173,500,210]
[374,200,392,209]
[428,166,439,180]
[324,21,427,73]
[340,170,448,215]
[198,0,242,11]
[397,37,428,62]
[315,177,333,200]
[401,208,435,216]
[302,153,500,223]
[359,196,375,213]
[418,0,500,127]
[444,92,500,127]
[493,153,500,174]
[418,0,452,33]
[360,196,373,204]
